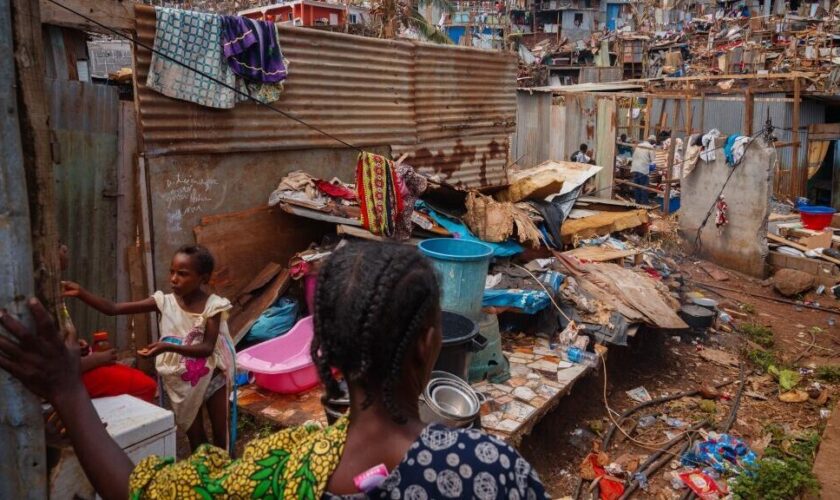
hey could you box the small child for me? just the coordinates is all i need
[62,244,235,451]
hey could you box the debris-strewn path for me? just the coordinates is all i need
[520,257,838,499]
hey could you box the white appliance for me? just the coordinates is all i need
[49,395,176,500]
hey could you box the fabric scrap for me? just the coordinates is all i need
[220,16,288,83]
[147,7,236,109]
[394,164,428,241]
[700,129,721,162]
[357,153,403,237]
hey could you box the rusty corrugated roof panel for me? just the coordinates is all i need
[134,4,416,155]
[413,43,517,142]
[392,135,509,189]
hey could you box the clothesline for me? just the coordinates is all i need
[47,0,365,152]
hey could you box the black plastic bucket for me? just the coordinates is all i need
[434,311,487,380]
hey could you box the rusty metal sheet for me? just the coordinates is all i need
[48,79,120,344]
[134,4,416,155]
[413,43,517,142]
[392,135,509,189]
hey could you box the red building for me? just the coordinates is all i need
[239,1,348,27]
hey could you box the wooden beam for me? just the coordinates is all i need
[793,76,802,197]
[14,0,61,310]
[743,88,754,136]
[2,0,47,496]
[39,0,135,33]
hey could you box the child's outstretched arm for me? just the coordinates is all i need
[62,281,158,316]
[139,314,220,359]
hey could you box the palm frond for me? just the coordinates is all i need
[408,5,453,44]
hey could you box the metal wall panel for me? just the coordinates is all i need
[413,43,517,142]
[134,4,416,155]
[392,135,509,189]
[48,79,120,343]
[512,91,552,169]
[579,66,623,84]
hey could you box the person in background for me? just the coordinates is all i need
[0,242,548,500]
[617,133,633,156]
[59,244,157,403]
[62,244,235,452]
[571,143,592,164]
[631,135,657,205]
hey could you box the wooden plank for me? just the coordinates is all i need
[808,123,840,141]
[560,209,651,244]
[137,157,158,343]
[768,232,840,266]
[115,100,137,350]
[562,246,640,263]
[39,0,135,33]
[194,206,332,300]
[792,76,802,197]
[228,267,290,345]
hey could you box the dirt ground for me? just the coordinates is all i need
[519,257,839,498]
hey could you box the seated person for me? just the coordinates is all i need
[0,242,548,500]
[59,243,156,403]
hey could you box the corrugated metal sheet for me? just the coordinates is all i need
[579,67,623,84]
[134,4,416,155]
[651,95,825,172]
[412,43,517,142]
[392,135,509,189]
[512,91,552,169]
[48,79,119,343]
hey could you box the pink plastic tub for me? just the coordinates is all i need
[236,316,320,394]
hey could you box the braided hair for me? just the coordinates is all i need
[312,242,440,423]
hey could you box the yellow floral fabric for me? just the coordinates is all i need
[129,417,348,500]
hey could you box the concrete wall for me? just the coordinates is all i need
[679,138,775,277]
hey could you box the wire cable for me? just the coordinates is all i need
[45,0,365,152]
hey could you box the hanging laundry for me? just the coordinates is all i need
[394,164,428,241]
[727,135,751,166]
[147,8,236,109]
[220,16,288,83]
[715,195,728,229]
[356,153,403,238]
[700,129,721,162]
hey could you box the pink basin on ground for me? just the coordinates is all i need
[236,315,319,394]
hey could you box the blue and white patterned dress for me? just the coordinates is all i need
[325,424,549,500]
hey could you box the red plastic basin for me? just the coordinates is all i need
[800,206,836,231]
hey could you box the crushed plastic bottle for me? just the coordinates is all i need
[560,346,598,368]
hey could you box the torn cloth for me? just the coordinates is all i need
[700,129,721,162]
[394,165,427,241]
[220,16,288,83]
[715,196,728,228]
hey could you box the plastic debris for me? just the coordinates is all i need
[681,434,757,475]
[626,386,653,403]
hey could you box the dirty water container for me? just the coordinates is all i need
[418,238,493,320]
[434,311,487,381]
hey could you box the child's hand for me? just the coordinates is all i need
[61,281,82,298]
[137,342,168,358]
[90,349,117,367]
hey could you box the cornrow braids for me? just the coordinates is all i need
[311,242,441,422]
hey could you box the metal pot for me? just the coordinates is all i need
[419,372,481,428]
[679,304,716,330]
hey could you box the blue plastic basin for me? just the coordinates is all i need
[418,239,493,320]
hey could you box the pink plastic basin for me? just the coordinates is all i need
[236,316,319,394]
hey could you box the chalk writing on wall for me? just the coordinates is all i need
[161,173,219,233]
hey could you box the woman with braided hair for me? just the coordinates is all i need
[0,242,547,499]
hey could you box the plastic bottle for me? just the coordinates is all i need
[92,331,111,352]
[560,346,598,368]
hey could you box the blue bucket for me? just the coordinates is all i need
[418,239,493,320]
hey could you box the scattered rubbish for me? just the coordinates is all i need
[820,408,832,419]
[569,427,597,452]
[638,415,658,428]
[682,434,757,475]
[560,346,598,368]
[626,386,653,403]
[665,417,687,428]
[680,470,725,499]
[779,390,810,403]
